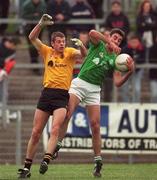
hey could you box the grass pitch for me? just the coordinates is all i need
[0,163,156,180]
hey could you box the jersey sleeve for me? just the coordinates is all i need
[67,47,80,60]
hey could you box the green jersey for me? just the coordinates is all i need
[78,41,117,86]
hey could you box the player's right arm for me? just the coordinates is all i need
[29,14,53,50]
[89,29,120,54]
[89,29,110,45]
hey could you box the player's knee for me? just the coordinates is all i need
[31,129,41,143]
[90,120,100,134]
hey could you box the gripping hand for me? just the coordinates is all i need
[126,57,134,73]
[38,14,54,27]
[71,38,83,47]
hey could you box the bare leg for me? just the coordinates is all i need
[46,108,67,154]
[51,94,80,161]
[39,108,68,174]
[58,93,80,142]
[18,109,49,178]
[26,109,49,159]
[86,105,102,177]
[86,105,101,156]
[39,99,80,174]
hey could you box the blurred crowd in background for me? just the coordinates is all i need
[0,0,157,103]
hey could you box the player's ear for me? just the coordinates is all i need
[51,41,54,47]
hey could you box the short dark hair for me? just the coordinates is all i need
[110,28,125,39]
[51,32,65,42]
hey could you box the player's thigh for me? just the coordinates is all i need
[32,108,50,133]
[52,108,67,127]
[67,93,81,119]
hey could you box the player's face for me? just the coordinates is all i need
[110,33,123,46]
[52,37,66,53]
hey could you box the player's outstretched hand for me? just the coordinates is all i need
[71,38,83,47]
[39,14,54,27]
[126,57,134,72]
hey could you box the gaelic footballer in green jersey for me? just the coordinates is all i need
[55,28,135,178]
[78,41,117,85]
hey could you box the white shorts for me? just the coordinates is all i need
[69,77,101,105]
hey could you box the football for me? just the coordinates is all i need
[115,53,131,72]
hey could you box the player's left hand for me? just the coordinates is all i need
[126,57,134,72]
[71,38,83,47]
[38,14,54,27]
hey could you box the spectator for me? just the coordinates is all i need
[47,0,71,39]
[149,38,157,102]
[21,0,46,73]
[0,0,10,35]
[87,0,103,18]
[119,33,145,102]
[65,0,75,7]
[103,0,130,47]
[70,0,95,35]
[0,37,19,101]
[136,0,157,61]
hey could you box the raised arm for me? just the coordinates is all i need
[29,14,53,50]
[71,38,87,58]
[89,29,111,45]
[113,57,135,87]
[89,29,120,54]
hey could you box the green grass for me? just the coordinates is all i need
[0,164,157,180]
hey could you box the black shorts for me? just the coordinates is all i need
[37,88,69,114]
